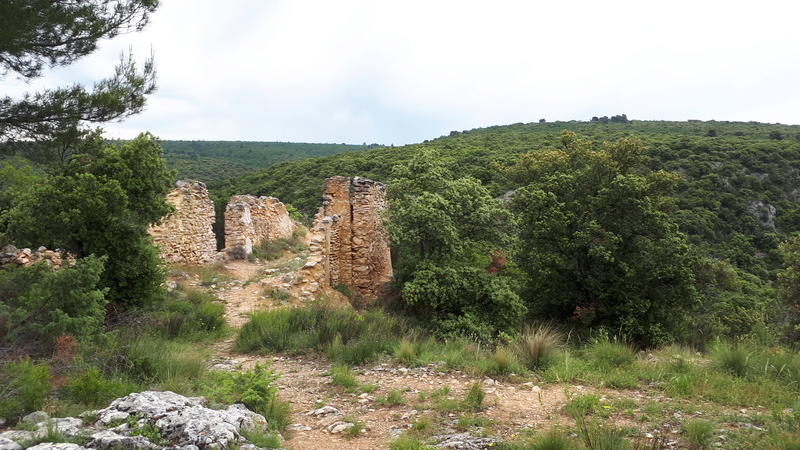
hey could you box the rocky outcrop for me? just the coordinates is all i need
[224,195,294,256]
[301,176,392,299]
[0,246,75,270]
[0,391,269,450]
[147,180,219,265]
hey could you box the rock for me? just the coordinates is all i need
[26,445,86,450]
[88,430,159,450]
[285,424,312,432]
[431,432,498,449]
[326,421,354,434]
[21,411,49,425]
[306,406,340,417]
[95,391,267,448]
[0,437,23,450]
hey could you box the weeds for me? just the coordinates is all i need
[330,364,359,391]
[463,382,485,411]
[683,419,716,449]
[376,389,405,406]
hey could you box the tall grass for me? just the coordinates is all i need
[235,302,407,363]
[516,324,565,370]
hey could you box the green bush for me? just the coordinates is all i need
[710,341,752,377]
[199,364,289,431]
[0,256,107,347]
[402,261,526,341]
[0,359,51,420]
[63,367,140,408]
[330,364,358,390]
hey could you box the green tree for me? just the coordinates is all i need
[505,131,700,344]
[0,0,158,159]
[778,234,800,342]
[0,256,108,346]
[386,150,525,340]
[5,133,174,306]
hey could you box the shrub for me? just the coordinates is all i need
[710,341,752,377]
[0,358,51,420]
[199,364,289,431]
[64,367,140,408]
[376,390,405,406]
[0,256,108,348]
[235,302,406,361]
[564,393,600,419]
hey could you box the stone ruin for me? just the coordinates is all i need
[147,180,219,265]
[224,195,294,255]
[146,177,393,300]
[299,176,393,299]
[0,245,75,270]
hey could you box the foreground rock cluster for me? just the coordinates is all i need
[0,391,269,450]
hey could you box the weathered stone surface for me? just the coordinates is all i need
[300,176,392,300]
[95,391,267,448]
[147,180,219,265]
[224,195,293,255]
[431,433,498,449]
[1,391,270,450]
[26,444,86,450]
[0,437,23,450]
[87,430,159,450]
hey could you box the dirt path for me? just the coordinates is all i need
[198,257,636,450]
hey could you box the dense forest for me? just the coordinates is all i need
[162,140,383,184]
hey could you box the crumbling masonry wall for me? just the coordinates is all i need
[0,245,75,270]
[147,180,218,265]
[224,195,294,255]
[301,176,393,299]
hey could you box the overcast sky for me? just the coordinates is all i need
[7,0,800,145]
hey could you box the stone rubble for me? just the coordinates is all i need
[0,245,75,270]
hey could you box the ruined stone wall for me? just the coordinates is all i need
[0,245,75,270]
[301,176,392,299]
[147,180,218,265]
[224,195,294,255]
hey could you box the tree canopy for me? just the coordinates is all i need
[505,131,700,344]
[0,0,158,156]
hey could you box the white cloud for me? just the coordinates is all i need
[4,0,800,144]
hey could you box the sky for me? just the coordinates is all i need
[6,0,800,146]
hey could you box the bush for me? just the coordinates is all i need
[402,261,526,341]
[161,289,227,340]
[0,359,51,420]
[0,256,108,348]
[63,367,140,408]
[199,364,289,431]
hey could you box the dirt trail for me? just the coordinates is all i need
[200,257,620,450]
